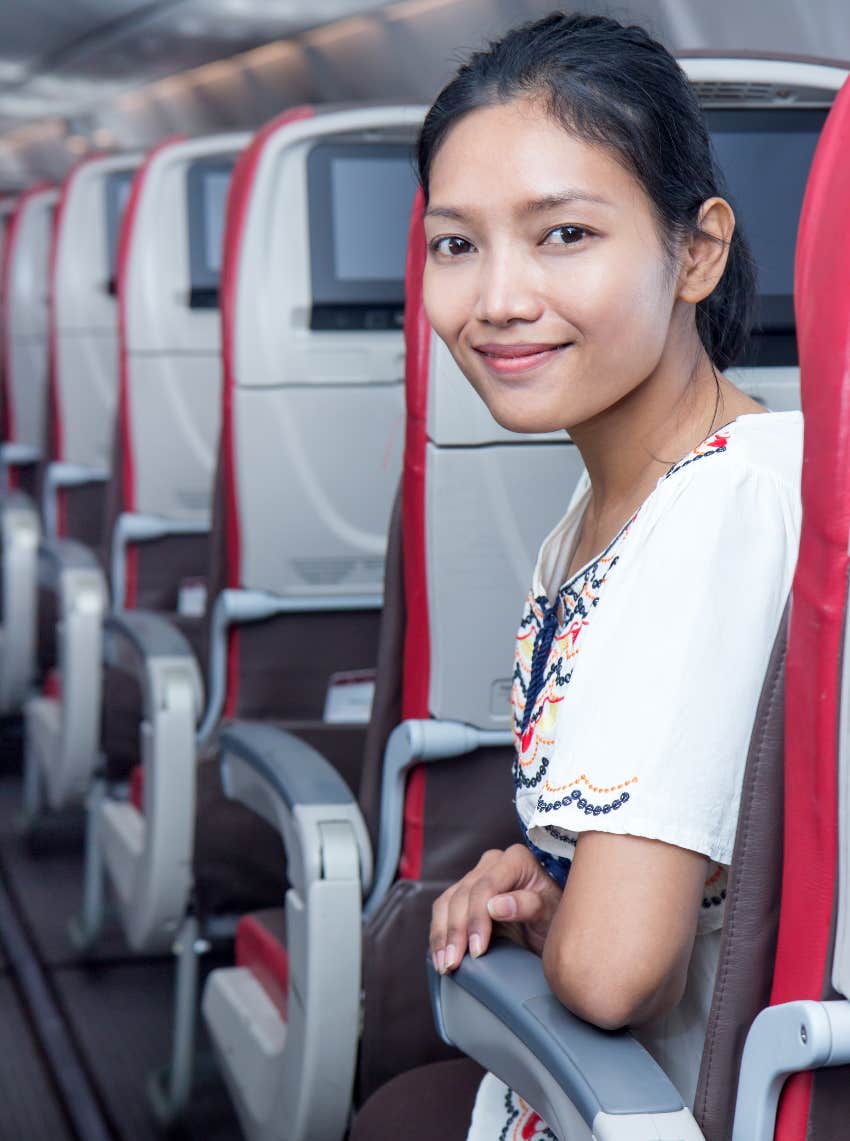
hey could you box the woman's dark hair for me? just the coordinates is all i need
[418,12,756,371]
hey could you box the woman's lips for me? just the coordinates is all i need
[474,342,570,375]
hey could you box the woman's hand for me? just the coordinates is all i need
[429,843,563,974]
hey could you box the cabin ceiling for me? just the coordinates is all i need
[1,0,849,189]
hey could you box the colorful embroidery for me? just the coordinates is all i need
[511,518,636,813]
[511,421,736,878]
[498,1087,557,1141]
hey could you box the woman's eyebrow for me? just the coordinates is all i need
[424,190,612,223]
[521,190,613,215]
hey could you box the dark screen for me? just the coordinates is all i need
[706,107,826,356]
[105,169,135,293]
[186,156,236,309]
[307,142,417,331]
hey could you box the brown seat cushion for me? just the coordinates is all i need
[348,1058,484,1141]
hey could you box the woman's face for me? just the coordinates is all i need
[423,98,686,435]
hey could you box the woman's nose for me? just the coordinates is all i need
[474,248,544,327]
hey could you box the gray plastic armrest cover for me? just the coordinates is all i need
[40,538,103,576]
[430,941,684,1124]
[104,610,199,666]
[219,721,357,813]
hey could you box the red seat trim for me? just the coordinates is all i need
[114,139,183,608]
[771,75,850,1139]
[218,106,314,717]
[235,914,289,1020]
[399,191,430,879]
[129,764,144,815]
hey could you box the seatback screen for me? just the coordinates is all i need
[105,168,135,294]
[186,156,236,309]
[307,141,417,331]
[706,106,827,363]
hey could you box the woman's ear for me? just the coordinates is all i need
[677,197,736,304]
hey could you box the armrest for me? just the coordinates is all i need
[42,537,102,571]
[103,609,204,716]
[99,609,204,951]
[0,492,40,712]
[41,462,108,541]
[26,537,108,809]
[110,511,209,613]
[39,537,104,586]
[219,720,372,897]
[430,942,704,1141]
[0,442,40,470]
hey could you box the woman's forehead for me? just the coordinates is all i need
[427,101,650,224]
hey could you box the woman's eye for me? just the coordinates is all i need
[544,225,589,246]
[431,235,475,257]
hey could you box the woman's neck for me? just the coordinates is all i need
[564,340,762,576]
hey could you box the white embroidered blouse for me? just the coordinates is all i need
[467,411,803,1140]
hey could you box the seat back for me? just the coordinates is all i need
[2,184,58,494]
[0,198,16,442]
[218,105,422,721]
[682,60,842,411]
[767,71,850,1140]
[109,132,247,609]
[49,153,141,544]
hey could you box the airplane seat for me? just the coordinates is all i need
[198,185,580,1141]
[21,154,141,820]
[69,106,423,1127]
[382,63,850,1141]
[23,135,246,825]
[62,131,250,940]
[185,100,427,924]
[0,184,58,715]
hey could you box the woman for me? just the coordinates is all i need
[356,12,802,1139]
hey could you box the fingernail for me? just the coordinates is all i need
[431,951,439,972]
[487,895,516,920]
[436,949,445,974]
[444,944,457,970]
[469,933,482,958]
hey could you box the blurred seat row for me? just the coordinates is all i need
[0,60,843,1141]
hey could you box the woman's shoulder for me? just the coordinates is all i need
[656,410,803,513]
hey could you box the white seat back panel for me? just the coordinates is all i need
[234,108,424,392]
[124,133,249,356]
[235,381,404,595]
[56,332,118,469]
[426,440,584,730]
[7,189,57,450]
[129,353,222,521]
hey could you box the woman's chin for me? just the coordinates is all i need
[488,404,570,437]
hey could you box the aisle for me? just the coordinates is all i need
[0,723,242,1141]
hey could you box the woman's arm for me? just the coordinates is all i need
[543,832,708,1029]
[429,833,708,1032]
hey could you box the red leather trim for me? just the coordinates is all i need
[1,184,54,477]
[115,139,183,608]
[129,764,144,815]
[218,106,314,716]
[43,668,61,701]
[235,914,289,1019]
[399,191,430,880]
[771,76,850,1141]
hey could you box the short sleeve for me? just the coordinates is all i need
[524,454,800,869]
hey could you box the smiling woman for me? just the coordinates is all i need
[350,11,803,1141]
